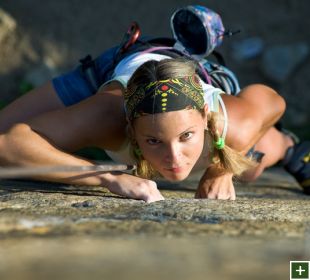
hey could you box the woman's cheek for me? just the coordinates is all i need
[141,146,161,162]
[188,135,204,150]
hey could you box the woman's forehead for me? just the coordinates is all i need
[133,109,202,130]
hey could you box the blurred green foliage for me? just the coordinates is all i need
[0,100,9,110]
[19,81,34,95]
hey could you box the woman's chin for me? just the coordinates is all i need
[161,170,190,182]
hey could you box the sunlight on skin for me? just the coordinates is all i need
[133,107,208,181]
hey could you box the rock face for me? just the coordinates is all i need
[0,167,309,280]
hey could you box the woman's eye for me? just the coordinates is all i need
[181,132,193,140]
[146,139,160,145]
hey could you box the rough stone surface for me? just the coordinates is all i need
[0,167,309,280]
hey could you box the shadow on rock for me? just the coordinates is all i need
[0,179,118,198]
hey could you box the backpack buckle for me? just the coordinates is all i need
[119,21,141,53]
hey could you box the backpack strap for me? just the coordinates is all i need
[79,54,100,92]
[78,22,239,96]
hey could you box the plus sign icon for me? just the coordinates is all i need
[290,261,310,279]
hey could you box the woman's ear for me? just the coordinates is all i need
[201,104,209,130]
[202,104,209,120]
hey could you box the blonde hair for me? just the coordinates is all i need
[206,112,257,176]
[126,58,256,179]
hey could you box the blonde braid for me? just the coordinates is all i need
[207,112,257,176]
[127,130,159,179]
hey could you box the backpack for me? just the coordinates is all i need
[80,5,241,95]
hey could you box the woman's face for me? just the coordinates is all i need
[133,108,207,181]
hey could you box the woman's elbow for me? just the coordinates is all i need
[276,93,286,119]
[255,84,286,118]
[263,85,287,126]
[243,84,287,125]
[0,123,32,166]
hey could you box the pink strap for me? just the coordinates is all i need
[139,46,212,84]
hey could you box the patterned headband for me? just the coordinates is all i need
[124,75,205,120]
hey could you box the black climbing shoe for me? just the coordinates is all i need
[282,141,310,194]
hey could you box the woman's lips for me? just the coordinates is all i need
[165,167,183,173]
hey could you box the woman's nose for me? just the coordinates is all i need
[164,144,181,163]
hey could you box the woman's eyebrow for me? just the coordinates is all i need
[141,133,160,138]
[142,126,197,138]
[178,126,197,136]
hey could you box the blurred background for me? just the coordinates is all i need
[0,0,309,137]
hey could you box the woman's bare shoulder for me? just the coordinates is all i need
[26,84,128,152]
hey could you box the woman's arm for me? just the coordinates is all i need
[0,84,164,202]
[196,84,285,200]
[0,81,65,133]
[195,165,235,200]
[0,124,163,203]
[223,84,286,153]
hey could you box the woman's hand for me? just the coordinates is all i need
[195,166,236,200]
[106,172,165,203]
